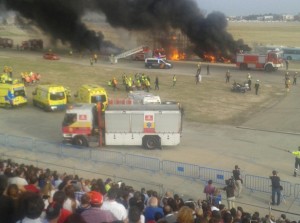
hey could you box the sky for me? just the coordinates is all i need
[196,0,300,16]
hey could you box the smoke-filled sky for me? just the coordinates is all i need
[196,0,299,16]
[1,0,246,57]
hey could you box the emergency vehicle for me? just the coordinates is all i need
[32,84,68,111]
[236,50,283,72]
[0,81,27,108]
[74,84,108,111]
[62,103,183,149]
[128,91,161,104]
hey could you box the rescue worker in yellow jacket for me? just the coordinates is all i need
[144,78,150,92]
[289,147,300,177]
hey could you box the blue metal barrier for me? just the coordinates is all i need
[0,133,6,146]
[125,154,160,172]
[61,144,91,160]
[199,167,232,184]
[244,174,292,197]
[7,135,34,151]
[294,184,300,199]
[34,140,62,156]
[162,160,200,179]
[90,149,123,165]
[199,167,232,185]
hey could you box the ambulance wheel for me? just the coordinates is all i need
[143,136,161,150]
[73,135,89,147]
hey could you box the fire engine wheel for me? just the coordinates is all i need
[265,64,274,72]
[72,135,89,147]
[142,136,161,150]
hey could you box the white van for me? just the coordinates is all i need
[128,91,161,104]
[145,58,172,69]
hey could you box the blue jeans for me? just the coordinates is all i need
[272,187,281,205]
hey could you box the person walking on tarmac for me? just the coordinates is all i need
[155,76,159,90]
[225,70,231,83]
[254,80,260,95]
[232,165,243,197]
[172,75,177,87]
[293,72,298,85]
[288,147,300,177]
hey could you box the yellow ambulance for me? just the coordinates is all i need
[0,81,27,108]
[32,84,67,111]
[74,84,108,111]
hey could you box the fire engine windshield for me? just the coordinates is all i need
[50,92,65,100]
[62,113,77,126]
[13,87,26,97]
[91,95,106,103]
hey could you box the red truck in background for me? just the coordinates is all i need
[236,50,283,72]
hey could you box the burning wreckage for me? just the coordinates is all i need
[2,0,250,62]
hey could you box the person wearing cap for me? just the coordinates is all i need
[288,147,300,177]
[254,80,260,95]
[269,170,281,205]
[80,191,117,223]
[232,165,243,197]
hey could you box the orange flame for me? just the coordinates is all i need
[203,53,216,63]
[170,48,186,60]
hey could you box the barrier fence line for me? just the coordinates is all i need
[199,167,232,185]
[34,140,62,156]
[125,154,160,172]
[90,149,123,165]
[294,184,300,199]
[1,133,300,199]
[244,175,292,197]
[162,160,200,179]
[7,135,34,151]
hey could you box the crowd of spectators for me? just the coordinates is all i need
[0,159,299,223]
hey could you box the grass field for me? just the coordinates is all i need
[228,21,300,47]
[0,22,297,125]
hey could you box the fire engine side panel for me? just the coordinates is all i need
[236,54,244,63]
[105,111,143,145]
[258,55,267,64]
[105,108,181,146]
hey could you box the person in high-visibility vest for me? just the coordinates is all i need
[288,147,300,177]
[144,78,150,92]
[136,79,141,90]
[172,75,177,87]
[112,77,118,91]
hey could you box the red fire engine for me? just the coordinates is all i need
[236,50,283,72]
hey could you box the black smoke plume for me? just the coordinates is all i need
[2,0,244,56]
